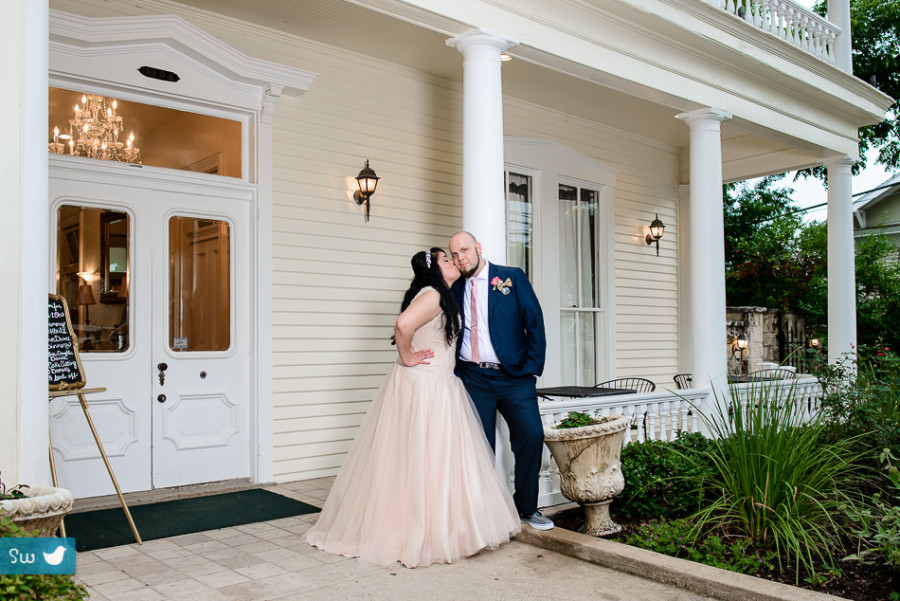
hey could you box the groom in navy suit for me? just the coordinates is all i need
[448,231,553,530]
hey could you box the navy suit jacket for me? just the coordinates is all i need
[453,263,546,378]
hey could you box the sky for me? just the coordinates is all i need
[768,0,896,222]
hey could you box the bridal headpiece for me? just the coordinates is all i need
[424,251,432,268]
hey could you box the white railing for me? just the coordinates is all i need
[705,0,839,64]
[530,375,823,507]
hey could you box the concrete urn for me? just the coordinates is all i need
[543,415,629,536]
[0,486,74,537]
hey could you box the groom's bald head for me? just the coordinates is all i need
[449,231,483,278]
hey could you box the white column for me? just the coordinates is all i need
[447,29,517,264]
[826,156,857,365]
[676,184,692,374]
[1,0,49,486]
[676,108,732,394]
[827,0,852,73]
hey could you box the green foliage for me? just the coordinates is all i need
[0,472,27,501]
[0,513,89,601]
[843,449,900,571]
[810,0,900,173]
[689,382,867,582]
[554,410,608,429]
[617,432,716,521]
[816,348,900,472]
[622,517,777,576]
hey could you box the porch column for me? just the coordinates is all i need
[827,0,853,73]
[825,156,857,365]
[0,0,49,486]
[676,108,732,392]
[446,29,517,262]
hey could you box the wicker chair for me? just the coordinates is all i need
[748,369,797,382]
[673,373,692,389]
[595,377,656,393]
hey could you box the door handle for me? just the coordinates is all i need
[157,394,167,403]
[158,362,168,386]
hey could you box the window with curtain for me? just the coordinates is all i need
[559,184,602,386]
[506,171,533,278]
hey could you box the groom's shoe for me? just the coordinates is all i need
[521,511,554,531]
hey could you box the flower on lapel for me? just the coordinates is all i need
[492,277,513,295]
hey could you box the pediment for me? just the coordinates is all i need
[50,10,317,110]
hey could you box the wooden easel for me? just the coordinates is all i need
[48,294,142,544]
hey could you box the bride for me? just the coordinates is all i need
[303,248,520,567]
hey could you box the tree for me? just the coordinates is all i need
[725,180,900,349]
[809,0,900,175]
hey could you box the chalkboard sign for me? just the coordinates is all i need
[49,294,86,391]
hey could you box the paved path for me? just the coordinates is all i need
[75,478,712,601]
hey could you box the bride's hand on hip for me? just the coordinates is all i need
[402,347,434,367]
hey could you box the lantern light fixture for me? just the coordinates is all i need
[645,214,665,256]
[353,160,380,222]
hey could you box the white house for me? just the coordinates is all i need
[854,171,900,248]
[2,0,892,501]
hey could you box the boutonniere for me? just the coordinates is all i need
[491,277,513,295]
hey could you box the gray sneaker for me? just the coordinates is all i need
[521,511,554,530]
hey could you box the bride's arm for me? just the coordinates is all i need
[395,289,441,366]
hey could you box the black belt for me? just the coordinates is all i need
[472,361,502,370]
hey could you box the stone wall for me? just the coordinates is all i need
[726,307,806,375]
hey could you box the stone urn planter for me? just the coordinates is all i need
[0,486,74,537]
[544,414,629,536]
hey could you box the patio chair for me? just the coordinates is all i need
[673,373,692,389]
[595,377,656,393]
[748,368,797,382]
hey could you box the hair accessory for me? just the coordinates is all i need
[424,251,432,268]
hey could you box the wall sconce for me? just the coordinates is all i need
[732,331,749,366]
[353,160,379,222]
[645,214,665,256]
[809,338,820,348]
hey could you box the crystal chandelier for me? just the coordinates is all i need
[49,94,141,164]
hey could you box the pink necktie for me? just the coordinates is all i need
[470,281,481,363]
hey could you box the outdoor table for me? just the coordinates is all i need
[536,385,636,400]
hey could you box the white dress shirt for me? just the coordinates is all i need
[460,260,500,364]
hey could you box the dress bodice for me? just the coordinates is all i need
[397,288,457,375]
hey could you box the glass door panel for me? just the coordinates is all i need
[168,217,231,352]
[506,172,533,278]
[56,205,130,352]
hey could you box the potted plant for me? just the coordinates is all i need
[543,411,630,536]
[0,471,74,537]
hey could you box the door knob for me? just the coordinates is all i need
[157,394,167,403]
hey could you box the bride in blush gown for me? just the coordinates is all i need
[304,248,520,568]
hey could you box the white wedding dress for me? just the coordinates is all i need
[304,290,520,567]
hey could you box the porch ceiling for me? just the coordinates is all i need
[171,0,822,180]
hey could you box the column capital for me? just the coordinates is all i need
[823,154,858,170]
[446,29,518,55]
[675,107,732,128]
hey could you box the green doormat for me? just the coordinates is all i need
[65,489,320,552]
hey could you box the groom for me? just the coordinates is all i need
[448,231,553,530]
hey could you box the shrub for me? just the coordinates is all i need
[689,381,867,582]
[622,517,776,576]
[617,432,716,521]
[0,513,89,601]
[844,448,900,572]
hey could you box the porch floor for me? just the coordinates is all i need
[73,477,712,601]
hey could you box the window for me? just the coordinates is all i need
[48,87,242,177]
[559,184,603,386]
[506,172,533,277]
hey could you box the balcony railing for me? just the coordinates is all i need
[705,0,839,64]
[527,375,823,508]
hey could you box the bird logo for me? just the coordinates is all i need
[42,546,67,566]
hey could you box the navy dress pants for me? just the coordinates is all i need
[456,361,543,517]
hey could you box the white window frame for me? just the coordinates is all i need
[504,137,617,386]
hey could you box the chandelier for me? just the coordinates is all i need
[49,94,141,164]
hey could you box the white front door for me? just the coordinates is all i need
[49,172,252,498]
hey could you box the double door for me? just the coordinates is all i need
[49,174,251,498]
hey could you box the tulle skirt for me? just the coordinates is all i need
[304,362,521,567]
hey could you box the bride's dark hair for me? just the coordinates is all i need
[397,247,461,346]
